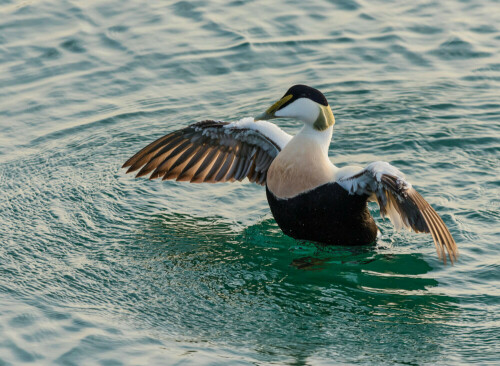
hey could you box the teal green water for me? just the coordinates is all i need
[1,0,499,364]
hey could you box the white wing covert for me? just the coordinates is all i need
[338,162,458,264]
[122,118,292,185]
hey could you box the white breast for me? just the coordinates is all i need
[267,125,335,199]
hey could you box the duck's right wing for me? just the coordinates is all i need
[337,161,458,264]
[122,117,292,185]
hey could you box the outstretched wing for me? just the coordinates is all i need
[337,162,458,264]
[122,118,292,185]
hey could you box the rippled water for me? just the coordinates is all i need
[1,0,499,364]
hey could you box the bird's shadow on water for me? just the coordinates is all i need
[134,210,449,294]
[127,212,461,365]
[288,242,383,270]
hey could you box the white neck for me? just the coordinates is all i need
[267,123,335,198]
[295,124,333,156]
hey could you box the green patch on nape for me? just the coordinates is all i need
[313,104,335,131]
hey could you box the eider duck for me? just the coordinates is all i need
[122,85,458,264]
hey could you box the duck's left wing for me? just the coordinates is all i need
[122,118,292,185]
[337,162,458,264]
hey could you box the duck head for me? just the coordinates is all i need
[255,84,335,131]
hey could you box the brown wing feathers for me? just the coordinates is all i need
[379,174,458,264]
[122,120,279,185]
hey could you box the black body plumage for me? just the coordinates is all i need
[266,182,378,246]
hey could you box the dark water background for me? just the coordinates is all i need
[0,0,499,364]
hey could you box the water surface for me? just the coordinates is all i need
[0,0,499,364]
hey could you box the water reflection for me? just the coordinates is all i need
[125,211,460,364]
